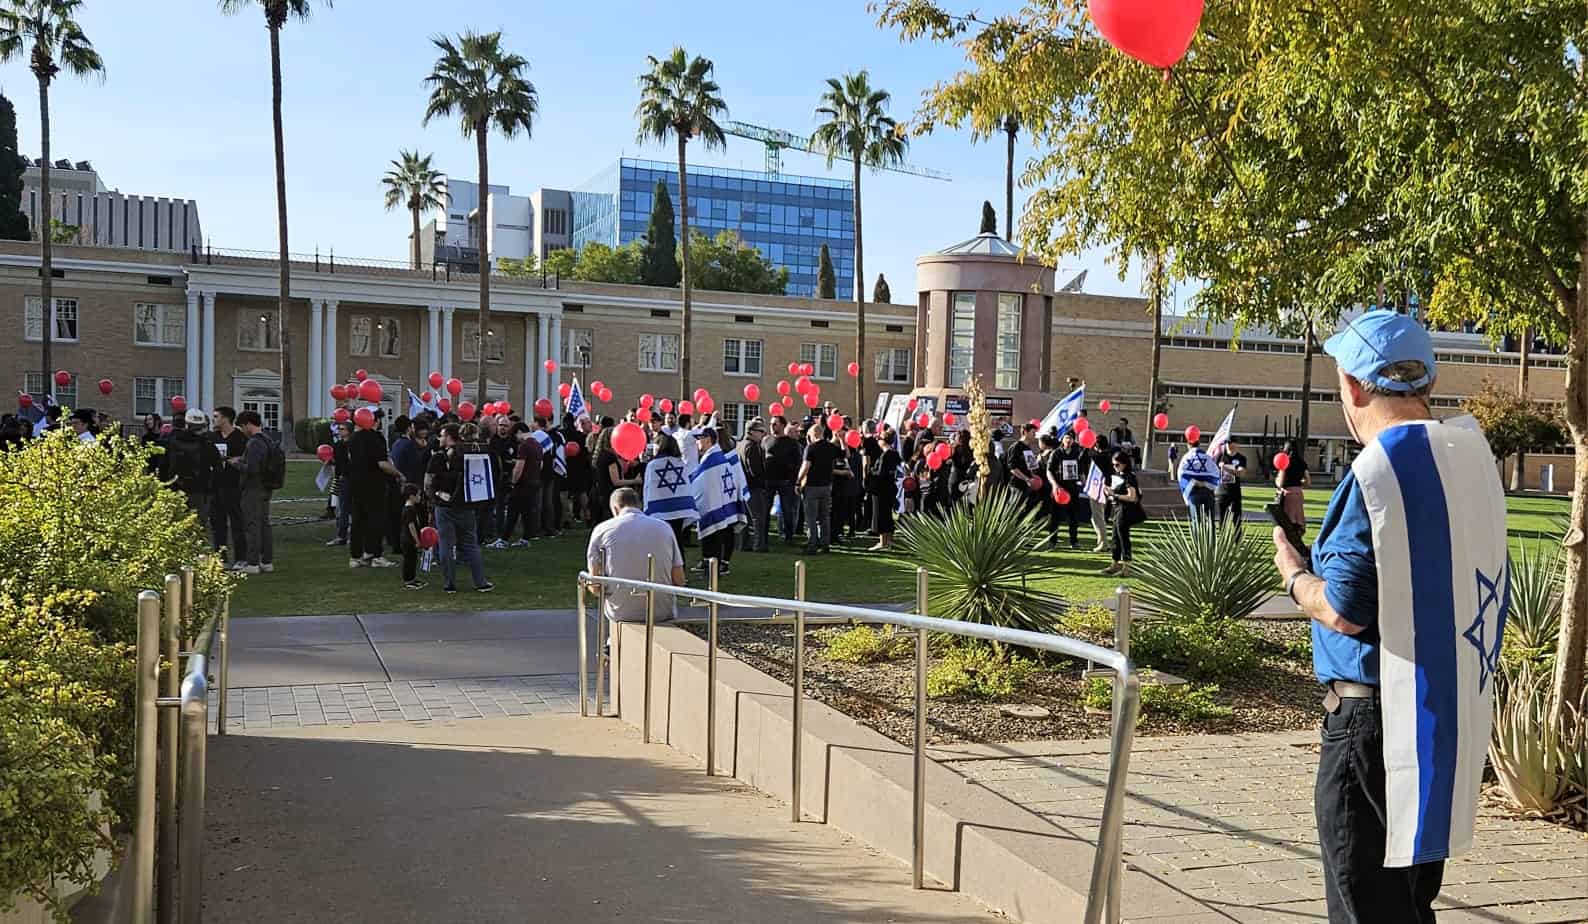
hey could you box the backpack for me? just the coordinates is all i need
[260,435,287,491]
[165,432,207,493]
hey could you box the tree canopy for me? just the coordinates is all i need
[817,243,837,299]
[1461,380,1567,463]
[640,179,681,287]
[0,93,30,241]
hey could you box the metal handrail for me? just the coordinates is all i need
[576,563,1140,924]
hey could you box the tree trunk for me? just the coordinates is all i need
[1550,245,1587,733]
[411,203,422,271]
[475,126,491,407]
[1298,324,1315,450]
[1143,252,1164,467]
[853,153,866,417]
[269,25,296,446]
[677,133,692,402]
[1512,327,1530,491]
[1004,118,1015,241]
[37,75,51,402]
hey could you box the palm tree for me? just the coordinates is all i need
[0,0,103,398]
[813,71,906,416]
[424,31,537,406]
[382,149,446,270]
[220,0,328,445]
[1002,115,1018,240]
[636,47,726,400]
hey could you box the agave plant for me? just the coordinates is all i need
[1490,659,1576,817]
[896,487,1061,634]
[1505,538,1563,667]
[1133,518,1275,624]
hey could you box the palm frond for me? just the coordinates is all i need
[812,69,909,171]
[423,30,537,142]
[634,46,727,151]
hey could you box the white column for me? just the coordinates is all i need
[536,314,550,400]
[184,289,201,407]
[548,315,563,398]
[427,306,441,376]
[324,300,339,394]
[200,291,217,412]
[523,317,536,405]
[441,307,455,379]
[308,299,324,417]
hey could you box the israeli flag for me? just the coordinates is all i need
[530,427,567,477]
[689,445,748,540]
[1353,420,1509,866]
[1038,384,1086,438]
[1083,461,1109,504]
[1177,447,1219,501]
[408,388,439,419]
[461,453,496,504]
[643,456,698,524]
[565,377,590,423]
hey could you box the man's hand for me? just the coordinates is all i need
[1273,526,1308,578]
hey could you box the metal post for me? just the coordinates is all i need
[913,568,929,889]
[180,567,194,643]
[158,573,181,924]
[132,591,160,924]
[791,560,806,823]
[177,671,209,924]
[215,599,230,736]
[1086,671,1141,924]
[643,555,656,744]
[707,558,720,776]
[578,580,589,717]
[595,582,608,717]
[1105,586,1133,924]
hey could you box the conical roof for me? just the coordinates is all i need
[935,231,1021,257]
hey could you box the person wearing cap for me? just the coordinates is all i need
[161,407,221,522]
[737,418,771,552]
[689,426,748,574]
[1271,310,1510,921]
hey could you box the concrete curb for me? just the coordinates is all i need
[612,622,1214,923]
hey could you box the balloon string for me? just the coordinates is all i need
[1166,68,1251,202]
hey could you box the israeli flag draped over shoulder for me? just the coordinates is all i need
[1038,383,1086,437]
[1177,446,1219,501]
[643,455,698,524]
[1354,417,1509,867]
[530,427,567,477]
[689,444,748,540]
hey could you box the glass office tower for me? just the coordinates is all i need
[572,157,855,298]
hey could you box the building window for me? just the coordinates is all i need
[25,371,76,409]
[717,402,759,441]
[995,293,1021,389]
[562,327,593,368]
[349,316,373,356]
[639,333,680,373]
[722,337,763,376]
[800,342,838,379]
[378,317,401,358]
[134,376,187,417]
[133,303,185,347]
[238,310,279,351]
[949,292,976,387]
[462,322,505,363]
[875,348,911,384]
[24,297,79,342]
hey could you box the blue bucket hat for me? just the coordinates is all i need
[1323,310,1437,393]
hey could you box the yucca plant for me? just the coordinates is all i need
[896,487,1060,634]
[1490,659,1576,817]
[1505,539,1563,667]
[1133,518,1274,625]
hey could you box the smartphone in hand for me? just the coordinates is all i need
[1267,494,1310,558]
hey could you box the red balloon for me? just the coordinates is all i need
[943,412,957,426]
[559,382,573,399]
[534,398,554,419]
[636,407,653,423]
[332,407,351,424]
[1273,451,1292,472]
[598,387,613,403]
[358,379,383,403]
[330,384,348,401]
[418,526,439,549]
[169,395,187,413]
[825,413,844,431]
[498,400,511,415]
[795,375,812,393]
[698,396,715,416]
[1184,425,1201,443]
[316,444,334,463]
[787,362,800,376]
[767,402,783,419]
[457,401,476,421]
[1028,475,1044,491]
[564,441,582,458]
[1099,399,1112,413]
[543,359,557,374]
[354,368,368,381]
[846,361,861,378]
[926,453,943,471]
[482,403,497,416]
[781,396,794,409]
[353,407,375,430]
[1153,412,1170,430]
[802,393,819,409]
[445,378,463,397]
[18,393,33,408]
[693,387,709,404]
[659,398,674,413]
[420,390,433,404]
[437,397,452,413]
[742,383,760,402]
[53,370,71,387]
[915,412,931,429]
[1075,417,1092,432]
[1078,428,1098,449]
[906,398,919,412]
[636,393,652,407]
[801,363,815,377]
[678,400,695,416]
[611,421,647,461]
[590,380,605,395]
[97,378,113,396]
[1089,0,1205,70]
[428,371,444,390]
[776,380,791,396]
[845,430,862,449]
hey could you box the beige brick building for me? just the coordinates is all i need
[0,239,1571,490]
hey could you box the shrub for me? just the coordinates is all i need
[824,625,913,664]
[1490,659,1584,821]
[1504,538,1563,669]
[293,417,332,455]
[1132,618,1259,680]
[1133,518,1274,625]
[927,643,1035,699]
[1062,600,1116,638]
[1082,677,1234,725]
[898,487,1062,634]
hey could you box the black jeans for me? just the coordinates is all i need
[701,527,735,565]
[349,488,386,559]
[502,488,540,541]
[401,539,419,582]
[540,476,564,535]
[1217,487,1243,528]
[1316,696,1444,923]
[211,488,247,562]
[1111,511,1134,562]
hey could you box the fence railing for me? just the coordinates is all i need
[576,560,1141,924]
[129,566,231,924]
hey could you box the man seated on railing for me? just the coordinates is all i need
[585,487,686,622]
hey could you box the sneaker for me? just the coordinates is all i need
[349,558,368,569]
[510,539,530,548]
[1100,563,1122,575]
[228,561,249,572]
[444,585,458,595]
[368,557,398,569]
[866,543,886,552]
[324,537,347,547]
[404,580,428,590]
[485,539,509,550]
[476,582,495,593]
[718,563,732,576]
[260,563,275,573]
[236,564,261,575]
[1092,543,1109,553]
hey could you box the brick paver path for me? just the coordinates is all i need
[935,733,1586,923]
[208,674,580,732]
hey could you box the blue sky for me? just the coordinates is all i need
[3,0,1149,301]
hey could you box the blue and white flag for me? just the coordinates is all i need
[1206,406,1237,460]
[1176,447,1219,501]
[642,455,698,524]
[529,427,567,477]
[1083,461,1109,504]
[461,452,496,504]
[565,377,590,423]
[1353,420,1509,867]
[408,388,440,419]
[689,445,748,540]
[1038,384,1086,438]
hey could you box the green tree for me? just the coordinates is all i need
[685,229,787,295]
[381,149,446,270]
[423,30,538,406]
[497,255,538,277]
[873,273,891,304]
[542,247,576,279]
[637,47,727,398]
[878,0,1588,720]
[0,92,31,240]
[0,0,103,403]
[813,70,907,416]
[640,177,680,287]
[816,242,836,299]
[980,199,996,234]
[572,240,643,284]
[46,216,75,243]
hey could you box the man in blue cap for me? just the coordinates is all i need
[1271,310,1510,922]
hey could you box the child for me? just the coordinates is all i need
[400,483,427,590]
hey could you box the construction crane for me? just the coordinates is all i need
[722,120,951,182]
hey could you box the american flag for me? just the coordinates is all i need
[1207,406,1238,460]
[565,377,590,423]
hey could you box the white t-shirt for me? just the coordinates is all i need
[586,508,685,622]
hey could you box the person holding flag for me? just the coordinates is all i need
[689,426,748,574]
[1204,407,1246,527]
[642,431,699,563]
[1038,382,1086,438]
[1271,310,1508,921]
[1177,436,1219,525]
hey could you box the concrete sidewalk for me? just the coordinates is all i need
[201,716,1001,923]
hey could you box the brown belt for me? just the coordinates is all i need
[1322,679,1378,713]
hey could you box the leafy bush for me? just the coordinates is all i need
[898,487,1062,634]
[1062,600,1116,638]
[293,417,333,455]
[1133,518,1274,625]
[927,644,1035,699]
[824,625,913,664]
[1504,538,1563,668]
[1082,678,1234,725]
[1132,618,1259,680]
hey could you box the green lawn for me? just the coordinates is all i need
[231,461,1573,618]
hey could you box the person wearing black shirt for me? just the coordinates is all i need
[738,419,771,551]
[829,429,860,541]
[1103,450,1145,575]
[1005,424,1041,509]
[1274,438,1312,526]
[561,416,593,525]
[1048,431,1090,549]
[399,483,427,589]
[348,421,400,567]
[1215,439,1249,528]
[209,406,249,564]
[536,418,567,539]
[761,418,804,544]
[503,423,541,544]
[1086,435,1113,552]
[947,429,976,507]
[486,417,517,549]
[864,429,902,550]
[426,424,493,593]
[798,424,842,553]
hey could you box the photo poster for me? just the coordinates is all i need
[872,392,892,422]
[942,395,969,433]
[883,394,914,431]
[983,395,1016,441]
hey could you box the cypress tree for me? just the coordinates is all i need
[0,94,31,241]
[640,178,681,287]
[980,200,997,234]
[816,243,837,299]
[873,273,891,303]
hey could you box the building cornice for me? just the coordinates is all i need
[183,262,564,315]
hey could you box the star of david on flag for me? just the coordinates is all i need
[656,460,687,491]
[1038,384,1086,438]
[1463,562,1510,692]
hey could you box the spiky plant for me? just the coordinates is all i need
[896,486,1059,634]
[1134,518,1274,624]
[1490,660,1578,818]
[1506,539,1563,668]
